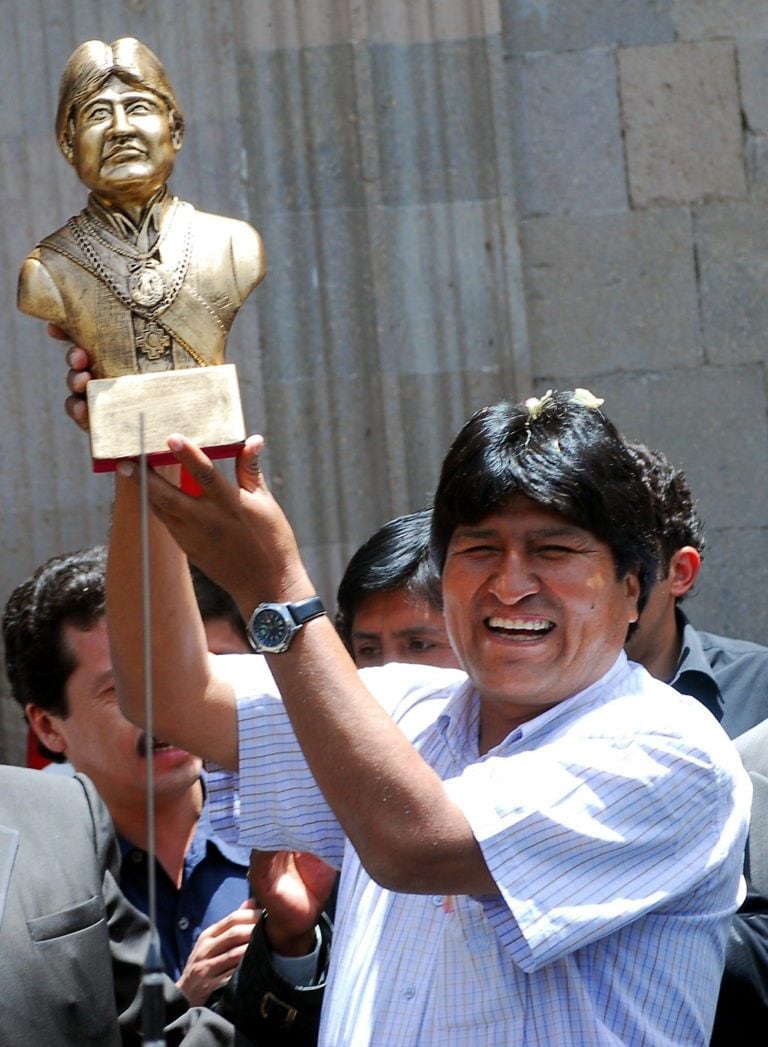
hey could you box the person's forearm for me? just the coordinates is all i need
[251,609,494,896]
[107,472,238,769]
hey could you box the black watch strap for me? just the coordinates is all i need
[288,596,326,627]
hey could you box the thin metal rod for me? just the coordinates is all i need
[139,417,165,1045]
[140,415,158,932]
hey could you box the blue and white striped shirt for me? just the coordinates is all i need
[210,653,750,1045]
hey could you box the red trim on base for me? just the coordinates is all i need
[91,441,245,473]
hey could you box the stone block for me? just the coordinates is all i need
[533,366,768,533]
[385,366,522,507]
[174,117,250,219]
[253,206,377,383]
[522,209,700,376]
[369,37,501,206]
[690,527,768,645]
[239,0,499,48]
[738,38,768,136]
[260,372,395,587]
[368,200,523,376]
[509,48,627,218]
[259,365,517,598]
[694,199,768,364]
[619,41,746,207]
[500,0,674,56]
[238,43,366,213]
[673,0,768,40]
[238,0,355,49]
[367,2,500,44]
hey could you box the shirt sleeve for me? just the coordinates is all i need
[445,730,751,973]
[210,654,347,867]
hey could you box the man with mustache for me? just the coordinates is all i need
[2,546,254,1005]
[3,546,333,1036]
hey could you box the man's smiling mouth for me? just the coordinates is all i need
[486,616,555,637]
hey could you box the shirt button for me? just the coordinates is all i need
[177,916,190,931]
[432,895,444,907]
[130,851,144,863]
[404,986,416,1000]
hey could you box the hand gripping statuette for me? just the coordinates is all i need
[17,37,266,470]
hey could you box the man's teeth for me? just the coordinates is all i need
[487,617,553,632]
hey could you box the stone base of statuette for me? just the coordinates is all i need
[87,363,246,469]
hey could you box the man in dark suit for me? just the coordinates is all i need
[0,764,247,1045]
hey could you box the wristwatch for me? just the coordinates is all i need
[247,596,326,654]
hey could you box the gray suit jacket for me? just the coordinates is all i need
[0,766,245,1046]
[709,720,768,1042]
[737,720,768,898]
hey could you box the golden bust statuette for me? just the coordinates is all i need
[18,37,266,468]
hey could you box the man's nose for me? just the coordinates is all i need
[379,638,400,667]
[107,103,132,136]
[487,551,540,603]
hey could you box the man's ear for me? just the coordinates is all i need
[667,546,701,598]
[624,571,642,624]
[25,704,68,757]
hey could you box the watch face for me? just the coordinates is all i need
[251,608,291,651]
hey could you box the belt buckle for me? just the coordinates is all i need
[259,991,298,1028]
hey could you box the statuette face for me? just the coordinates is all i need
[69,78,180,204]
[17,37,266,463]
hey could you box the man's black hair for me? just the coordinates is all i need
[2,546,107,762]
[626,442,705,587]
[189,563,248,645]
[335,509,442,652]
[430,392,659,614]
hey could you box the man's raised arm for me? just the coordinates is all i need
[115,434,495,897]
[107,469,239,770]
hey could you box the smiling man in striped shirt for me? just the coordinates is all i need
[105,388,751,1045]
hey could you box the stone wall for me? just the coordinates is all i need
[503,1,768,642]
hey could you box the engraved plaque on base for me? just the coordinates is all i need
[87,364,245,469]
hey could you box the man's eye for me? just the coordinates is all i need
[537,544,576,557]
[127,101,152,115]
[408,639,435,652]
[457,544,496,556]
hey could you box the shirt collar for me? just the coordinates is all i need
[117,770,250,868]
[669,607,724,719]
[436,651,632,759]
